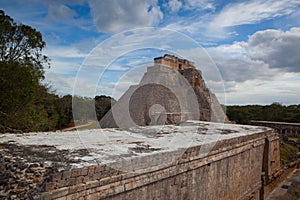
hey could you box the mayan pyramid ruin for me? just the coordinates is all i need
[100,54,228,128]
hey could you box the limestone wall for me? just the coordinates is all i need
[250,120,300,137]
[33,130,280,200]
[0,122,281,200]
[154,54,195,70]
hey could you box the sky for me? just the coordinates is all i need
[1,0,300,105]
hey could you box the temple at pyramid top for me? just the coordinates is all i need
[154,54,205,88]
[154,54,195,70]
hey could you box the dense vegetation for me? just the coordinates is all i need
[226,103,300,124]
[0,10,114,133]
[280,140,299,165]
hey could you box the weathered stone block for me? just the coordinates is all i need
[51,173,62,181]
[51,187,69,199]
[70,169,81,178]
[88,165,96,176]
[67,178,76,186]
[62,171,71,180]
[80,167,88,176]
[44,182,56,192]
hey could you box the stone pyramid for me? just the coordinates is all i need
[100,54,228,128]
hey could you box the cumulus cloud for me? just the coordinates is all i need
[177,42,300,105]
[209,52,276,83]
[200,27,300,104]
[201,27,300,83]
[173,26,300,104]
[245,28,300,72]
[88,0,163,33]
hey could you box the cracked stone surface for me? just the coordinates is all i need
[0,121,270,170]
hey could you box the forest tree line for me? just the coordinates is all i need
[0,62,115,132]
[0,10,114,133]
[225,103,300,125]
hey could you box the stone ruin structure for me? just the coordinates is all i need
[250,120,300,137]
[0,122,281,199]
[154,55,205,88]
[100,54,228,128]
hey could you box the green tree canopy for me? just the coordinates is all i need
[226,103,300,124]
[0,10,49,79]
[0,10,116,133]
[95,95,116,121]
[0,10,52,132]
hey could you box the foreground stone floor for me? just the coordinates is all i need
[0,121,271,170]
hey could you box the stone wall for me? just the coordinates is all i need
[0,123,281,200]
[154,54,195,70]
[0,151,48,199]
[31,130,280,199]
[250,120,300,137]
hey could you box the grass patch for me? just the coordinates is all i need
[280,141,299,166]
[288,137,300,142]
[76,122,98,131]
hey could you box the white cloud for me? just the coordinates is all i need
[45,60,80,75]
[43,23,300,104]
[176,27,300,104]
[45,45,88,58]
[209,0,300,28]
[246,27,300,72]
[224,75,300,105]
[288,8,300,27]
[47,4,77,22]
[67,27,224,99]
[167,0,182,13]
[44,73,76,96]
[88,0,163,33]
[206,28,300,104]
[175,45,281,104]
[43,43,91,95]
[184,0,214,10]
[164,0,300,40]
[208,51,278,82]
[45,2,93,30]
[202,27,300,82]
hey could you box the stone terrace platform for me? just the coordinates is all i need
[0,121,280,200]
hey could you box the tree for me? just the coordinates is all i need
[56,95,73,128]
[0,10,50,132]
[95,95,116,121]
[226,104,300,124]
[0,61,39,131]
[0,10,117,132]
[0,10,49,79]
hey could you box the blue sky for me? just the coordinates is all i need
[1,0,300,105]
